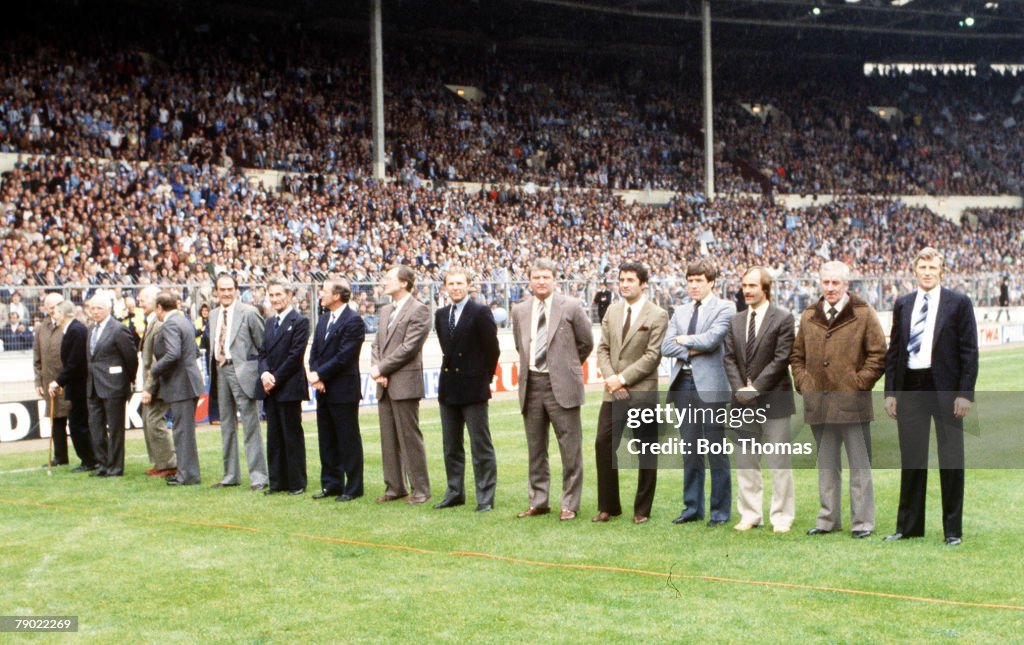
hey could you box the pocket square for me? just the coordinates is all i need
[287,326,293,331]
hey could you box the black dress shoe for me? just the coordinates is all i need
[945,536,963,546]
[851,530,873,539]
[313,490,341,500]
[475,504,493,513]
[432,497,465,509]
[806,527,832,536]
[211,482,239,489]
[288,488,305,496]
[335,494,356,502]
[72,464,98,473]
[166,479,184,486]
[883,533,906,541]
[89,470,108,477]
[672,514,702,525]
[263,489,283,496]
[707,519,727,527]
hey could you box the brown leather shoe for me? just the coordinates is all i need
[151,468,177,478]
[559,509,577,521]
[591,511,612,523]
[407,495,431,505]
[516,506,550,518]
[633,515,649,524]
[376,494,408,503]
[145,468,159,476]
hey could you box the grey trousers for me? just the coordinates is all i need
[811,423,875,532]
[169,398,200,485]
[439,401,496,506]
[143,398,177,470]
[217,364,267,486]
[523,372,583,513]
[378,393,430,499]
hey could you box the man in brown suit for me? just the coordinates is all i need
[593,262,668,525]
[791,261,887,539]
[512,258,595,521]
[371,265,432,504]
[33,293,72,467]
[138,286,177,478]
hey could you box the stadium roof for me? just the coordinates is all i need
[105,0,1024,63]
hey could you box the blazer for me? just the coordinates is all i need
[150,311,205,404]
[790,294,886,425]
[596,298,669,403]
[371,297,431,401]
[256,309,311,403]
[209,301,265,400]
[722,303,796,418]
[661,293,735,401]
[86,317,139,400]
[884,287,979,400]
[55,319,89,403]
[511,293,594,412]
[140,315,164,399]
[308,306,365,405]
[436,299,500,406]
[34,318,71,417]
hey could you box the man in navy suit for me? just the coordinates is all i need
[884,247,979,546]
[258,279,312,496]
[49,301,98,472]
[307,276,366,502]
[433,267,500,512]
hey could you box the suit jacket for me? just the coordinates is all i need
[436,299,500,406]
[596,298,669,403]
[34,318,71,416]
[150,311,205,404]
[209,301,265,400]
[722,303,796,418]
[790,294,886,424]
[884,287,979,400]
[86,317,139,400]
[308,306,365,405]
[140,314,164,399]
[511,294,594,412]
[257,309,311,403]
[371,298,431,401]
[661,293,735,401]
[55,319,89,403]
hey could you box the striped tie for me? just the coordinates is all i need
[907,293,929,356]
[534,303,547,370]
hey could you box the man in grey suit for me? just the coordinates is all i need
[85,291,139,477]
[138,286,177,478]
[370,265,432,504]
[511,258,594,521]
[151,292,206,486]
[593,262,668,525]
[662,261,736,526]
[723,266,796,533]
[209,273,268,491]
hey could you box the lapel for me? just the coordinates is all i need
[931,287,952,352]
[229,302,244,344]
[93,318,115,356]
[696,294,716,333]
[745,305,775,360]
[900,293,914,344]
[546,295,564,340]
[382,300,408,349]
[520,297,534,351]
[265,310,292,352]
[326,307,348,340]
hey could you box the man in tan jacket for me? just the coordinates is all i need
[138,286,177,477]
[791,261,886,539]
[593,262,668,525]
[34,293,72,467]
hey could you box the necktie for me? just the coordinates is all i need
[827,306,838,326]
[745,310,757,381]
[686,300,702,335]
[534,302,548,370]
[448,305,457,337]
[907,293,929,356]
[216,308,228,365]
[622,305,632,339]
[388,307,398,332]
[90,323,100,355]
[325,313,338,339]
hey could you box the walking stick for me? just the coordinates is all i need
[47,391,55,477]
